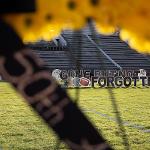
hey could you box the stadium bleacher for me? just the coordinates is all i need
[27,27,150,73]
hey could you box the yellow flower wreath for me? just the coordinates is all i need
[2,0,150,53]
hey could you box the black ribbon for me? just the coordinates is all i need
[0,20,113,150]
[0,0,35,14]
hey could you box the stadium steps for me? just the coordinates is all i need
[90,34,150,70]
[28,28,150,72]
[62,33,118,70]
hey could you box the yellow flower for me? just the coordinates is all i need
[1,0,150,53]
[120,30,150,54]
[92,0,150,53]
[2,0,65,42]
[95,22,116,35]
[56,0,88,30]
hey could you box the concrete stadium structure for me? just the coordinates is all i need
[28,27,150,75]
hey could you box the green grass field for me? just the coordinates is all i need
[0,82,150,150]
